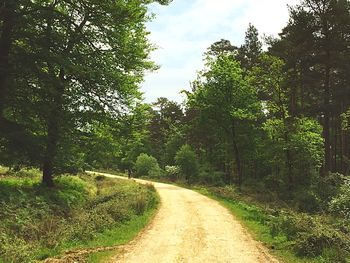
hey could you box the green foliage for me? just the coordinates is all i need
[199,184,350,263]
[175,145,199,181]
[263,117,324,190]
[0,173,159,262]
[187,53,261,185]
[134,153,162,177]
[294,191,321,214]
[237,23,262,70]
[329,178,350,219]
[0,0,172,183]
[290,118,324,172]
[341,108,350,131]
[198,164,225,186]
[270,211,350,261]
[164,165,181,181]
[315,173,343,206]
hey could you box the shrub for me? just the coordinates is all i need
[198,168,224,186]
[269,210,350,261]
[133,194,148,215]
[175,144,198,181]
[0,235,34,263]
[165,165,180,181]
[211,185,239,200]
[53,175,97,207]
[316,173,343,204]
[294,190,321,213]
[0,175,159,262]
[134,153,161,177]
[294,228,348,259]
[329,178,350,219]
[270,211,316,240]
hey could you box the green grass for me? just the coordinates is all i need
[195,187,338,263]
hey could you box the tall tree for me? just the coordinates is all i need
[188,54,260,186]
[237,23,262,71]
[269,0,350,175]
[0,0,171,186]
[148,97,183,165]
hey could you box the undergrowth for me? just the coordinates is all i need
[0,168,159,263]
[197,185,350,263]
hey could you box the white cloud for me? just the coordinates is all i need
[141,0,299,103]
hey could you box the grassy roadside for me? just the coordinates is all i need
[0,167,159,263]
[84,171,159,262]
[194,186,349,263]
[194,187,313,263]
[86,206,157,263]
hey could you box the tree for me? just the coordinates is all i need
[269,0,350,175]
[251,54,324,190]
[175,144,198,181]
[188,53,261,186]
[237,23,262,71]
[148,97,184,166]
[206,39,237,57]
[0,0,171,186]
[134,153,161,177]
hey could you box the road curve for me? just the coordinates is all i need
[92,172,279,263]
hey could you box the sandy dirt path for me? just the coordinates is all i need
[93,172,279,263]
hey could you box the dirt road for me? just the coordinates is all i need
[96,173,279,263]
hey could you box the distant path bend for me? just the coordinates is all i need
[92,172,279,263]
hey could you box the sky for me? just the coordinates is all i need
[141,0,299,103]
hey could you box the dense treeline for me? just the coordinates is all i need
[1,0,349,191]
[102,1,350,190]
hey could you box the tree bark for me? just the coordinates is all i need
[333,117,338,172]
[323,48,331,174]
[42,116,58,187]
[231,120,242,189]
[341,101,349,174]
[42,69,65,187]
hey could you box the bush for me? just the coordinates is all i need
[165,165,180,181]
[270,210,350,261]
[316,173,343,205]
[198,167,224,186]
[134,153,161,177]
[0,174,159,262]
[294,230,346,258]
[133,194,148,215]
[270,211,316,240]
[294,190,321,213]
[175,145,198,181]
[329,178,350,219]
[0,235,34,263]
[211,185,239,200]
[54,175,97,207]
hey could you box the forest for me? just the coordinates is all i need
[0,0,350,262]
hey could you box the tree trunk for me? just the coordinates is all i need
[42,70,65,187]
[340,101,349,174]
[323,47,331,174]
[42,117,58,187]
[0,0,16,119]
[283,124,293,189]
[333,117,338,172]
[231,120,242,189]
